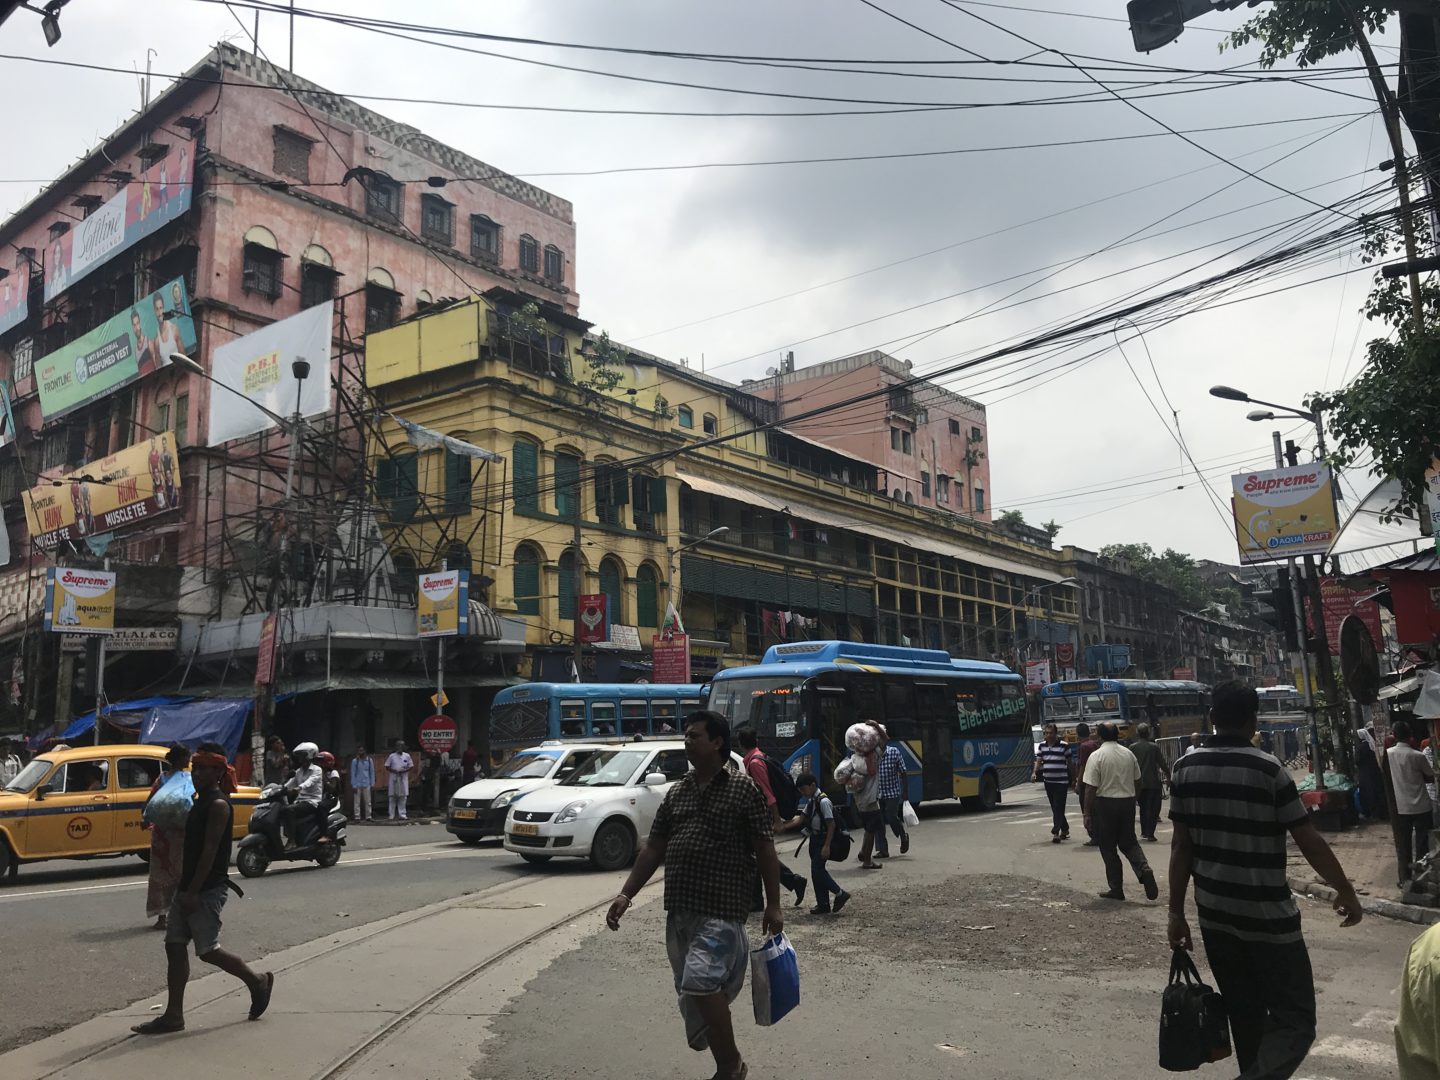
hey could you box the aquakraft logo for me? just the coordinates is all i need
[1231,464,1337,565]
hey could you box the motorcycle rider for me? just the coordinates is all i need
[317,752,342,806]
[283,742,325,848]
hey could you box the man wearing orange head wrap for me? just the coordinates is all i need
[132,743,273,1035]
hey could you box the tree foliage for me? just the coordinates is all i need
[998,509,1027,527]
[1098,542,1211,610]
[1222,2,1393,68]
[580,331,627,396]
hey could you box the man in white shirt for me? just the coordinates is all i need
[1388,720,1436,888]
[1082,722,1158,903]
[283,742,324,847]
[385,741,414,821]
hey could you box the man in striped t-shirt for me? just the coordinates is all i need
[1168,681,1361,1080]
[1031,724,1073,842]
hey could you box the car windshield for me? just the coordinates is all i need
[557,749,650,787]
[4,758,53,794]
[492,754,557,780]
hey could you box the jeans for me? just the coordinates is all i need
[1044,781,1070,836]
[1201,928,1315,1079]
[1090,796,1150,894]
[876,796,907,856]
[1397,811,1434,884]
[1138,786,1164,839]
[807,836,844,911]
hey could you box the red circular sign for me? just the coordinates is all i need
[418,714,457,752]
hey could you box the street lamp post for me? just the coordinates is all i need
[171,350,309,779]
[666,526,730,636]
[1210,385,1331,788]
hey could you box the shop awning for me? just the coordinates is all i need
[676,470,1063,584]
[1378,674,1425,700]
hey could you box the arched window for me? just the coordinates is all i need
[300,243,337,308]
[557,548,580,621]
[512,544,541,616]
[443,541,471,576]
[904,491,914,505]
[443,431,471,515]
[365,266,400,331]
[512,438,539,512]
[543,244,563,281]
[677,406,694,430]
[242,225,283,300]
[599,557,624,626]
[376,450,419,522]
[702,413,718,435]
[636,563,659,629]
[554,449,581,519]
[518,234,539,274]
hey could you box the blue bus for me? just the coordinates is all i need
[706,641,1028,810]
[489,683,704,749]
[1038,678,1210,764]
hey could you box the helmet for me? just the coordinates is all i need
[317,751,336,768]
[293,741,319,755]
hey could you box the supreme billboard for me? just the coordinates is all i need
[1230,464,1338,565]
[22,432,182,549]
[44,144,194,303]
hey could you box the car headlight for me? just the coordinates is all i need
[493,789,520,809]
[555,800,590,824]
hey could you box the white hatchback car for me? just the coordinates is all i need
[447,742,608,844]
[502,740,743,870]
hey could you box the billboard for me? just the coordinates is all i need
[44,567,117,635]
[207,301,334,445]
[44,144,194,303]
[1025,659,1051,688]
[34,278,195,421]
[0,266,29,338]
[23,432,182,549]
[417,570,469,638]
[652,632,691,684]
[577,594,609,644]
[1315,577,1384,655]
[1230,464,1338,565]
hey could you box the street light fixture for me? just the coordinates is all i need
[1019,577,1079,681]
[168,351,302,430]
[666,526,730,628]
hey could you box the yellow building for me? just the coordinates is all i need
[365,287,1077,682]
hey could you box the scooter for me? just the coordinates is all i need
[236,784,348,877]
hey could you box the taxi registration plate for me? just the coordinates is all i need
[510,823,540,837]
[452,809,477,820]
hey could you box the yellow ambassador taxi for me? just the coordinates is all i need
[0,744,258,880]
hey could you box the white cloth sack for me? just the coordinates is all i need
[901,801,920,829]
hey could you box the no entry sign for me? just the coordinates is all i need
[418,714,457,753]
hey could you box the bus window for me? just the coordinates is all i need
[883,680,915,727]
[591,701,618,736]
[621,700,649,736]
[906,683,946,744]
[847,677,882,726]
[559,700,586,738]
[955,680,1027,737]
[652,700,679,734]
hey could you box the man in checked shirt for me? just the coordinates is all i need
[608,711,783,1080]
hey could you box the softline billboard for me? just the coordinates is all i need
[22,432,182,549]
[207,301,334,445]
[34,278,195,421]
[44,144,193,303]
[1231,464,1338,565]
[417,570,469,638]
[0,266,29,338]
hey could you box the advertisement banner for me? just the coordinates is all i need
[44,144,194,303]
[43,567,116,635]
[1173,667,1196,681]
[1230,464,1338,565]
[23,431,182,549]
[1314,577,1384,655]
[34,277,195,421]
[255,613,278,688]
[61,626,177,653]
[207,301,334,445]
[1024,658,1051,688]
[417,570,469,638]
[652,632,691,684]
[577,593,609,644]
[0,266,28,338]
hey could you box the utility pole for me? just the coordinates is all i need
[571,484,583,683]
[1274,432,1325,790]
[92,557,110,746]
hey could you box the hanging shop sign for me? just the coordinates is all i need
[417,570,469,638]
[23,431,182,549]
[577,594,609,644]
[255,613,278,688]
[1025,659,1051,689]
[34,278,195,420]
[43,567,116,635]
[1230,464,1338,565]
[207,301,334,445]
[62,626,177,652]
[44,144,194,303]
[651,632,691,684]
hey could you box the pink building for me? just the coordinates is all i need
[0,44,575,728]
[759,351,992,522]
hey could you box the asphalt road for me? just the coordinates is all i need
[0,820,515,1053]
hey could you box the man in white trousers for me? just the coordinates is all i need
[385,740,413,820]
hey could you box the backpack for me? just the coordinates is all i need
[763,754,802,820]
[1158,948,1231,1072]
[804,795,851,863]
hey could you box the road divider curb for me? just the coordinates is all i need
[1288,876,1440,926]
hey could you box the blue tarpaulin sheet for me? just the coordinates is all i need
[140,699,252,758]
[60,696,191,740]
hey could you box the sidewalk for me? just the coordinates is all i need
[0,867,632,1080]
[1287,816,1440,925]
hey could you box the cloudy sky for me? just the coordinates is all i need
[0,0,1400,563]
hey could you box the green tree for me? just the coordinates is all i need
[998,509,1027,527]
[1042,519,1061,540]
[1098,543,1210,610]
[580,331,626,396]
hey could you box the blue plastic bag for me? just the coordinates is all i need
[750,933,800,1026]
[143,770,195,832]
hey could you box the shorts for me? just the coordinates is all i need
[165,883,229,955]
[665,910,749,1051]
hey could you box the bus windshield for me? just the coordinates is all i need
[1042,693,1122,721]
[708,678,807,740]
